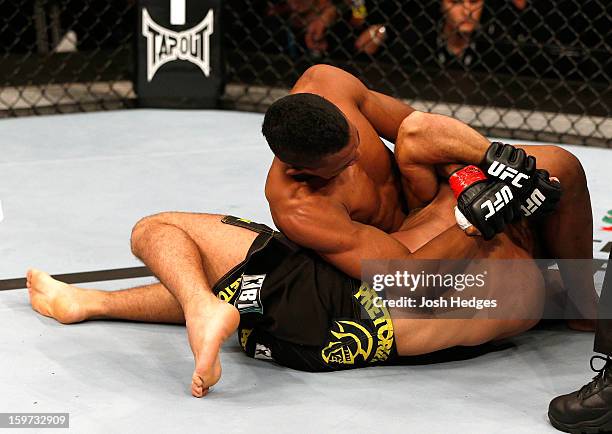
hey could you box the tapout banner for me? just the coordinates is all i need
[137,0,223,108]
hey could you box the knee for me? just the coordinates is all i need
[542,146,587,190]
[130,212,170,255]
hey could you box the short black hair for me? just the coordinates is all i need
[261,93,350,166]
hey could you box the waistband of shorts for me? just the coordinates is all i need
[220,215,276,235]
[211,217,276,296]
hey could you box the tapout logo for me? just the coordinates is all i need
[142,8,214,82]
[487,161,530,188]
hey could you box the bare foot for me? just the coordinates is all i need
[185,294,240,398]
[27,268,91,324]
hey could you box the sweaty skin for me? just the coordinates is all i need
[266,65,423,279]
[26,67,596,397]
[26,203,542,393]
[265,66,412,233]
[265,65,492,279]
[265,65,597,329]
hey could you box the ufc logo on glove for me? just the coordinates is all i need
[487,161,530,189]
[521,188,547,217]
[481,185,514,220]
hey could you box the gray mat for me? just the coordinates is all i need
[1,109,611,433]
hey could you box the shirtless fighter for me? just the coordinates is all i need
[27,65,596,398]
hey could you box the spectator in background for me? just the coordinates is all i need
[335,0,388,56]
[392,0,517,72]
[437,0,485,67]
[266,0,338,57]
[266,0,388,58]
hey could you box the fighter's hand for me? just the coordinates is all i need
[305,18,328,52]
[450,165,522,240]
[354,25,386,55]
[520,169,562,219]
[481,142,536,198]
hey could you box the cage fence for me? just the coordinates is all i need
[1,0,610,146]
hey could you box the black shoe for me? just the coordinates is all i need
[549,356,612,433]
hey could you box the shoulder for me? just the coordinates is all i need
[292,64,368,105]
[297,64,356,84]
[265,161,309,208]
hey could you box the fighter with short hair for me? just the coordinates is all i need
[26,65,596,398]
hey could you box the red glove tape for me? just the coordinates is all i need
[449,165,488,198]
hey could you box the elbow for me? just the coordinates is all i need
[396,111,431,157]
[398,111,431,146]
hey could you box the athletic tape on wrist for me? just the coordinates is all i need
[449,165,487,198]
[454,206,472,230]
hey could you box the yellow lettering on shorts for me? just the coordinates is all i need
[217,276,242,303]
[373,317,394,362]
[354,282,394,363]
[354,283,383,319]
[239,328,253,351]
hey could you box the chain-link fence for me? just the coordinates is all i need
[0,0,136,116]
[222,0,611,147]
[1,0,610,146]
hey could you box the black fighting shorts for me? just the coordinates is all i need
[211,216,398,372]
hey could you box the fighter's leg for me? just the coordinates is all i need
[131,212,261,397]
[390,225,544,356]
[27,271,185,324]
[516,145,597,328]
[29,213,258,328]
[29,213,257,397]
[129,212,258,305]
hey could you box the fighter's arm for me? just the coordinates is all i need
[394,112,497,205]
[272,196,476,280]
[272,197,409,279]
[358,89,416,143]
[396,111,490,167]
[295,64,485,155]
[396,112,562,237]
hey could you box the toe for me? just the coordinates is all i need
[192,373,203,386]
[192,374,204,398]
[192,384,207,398]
